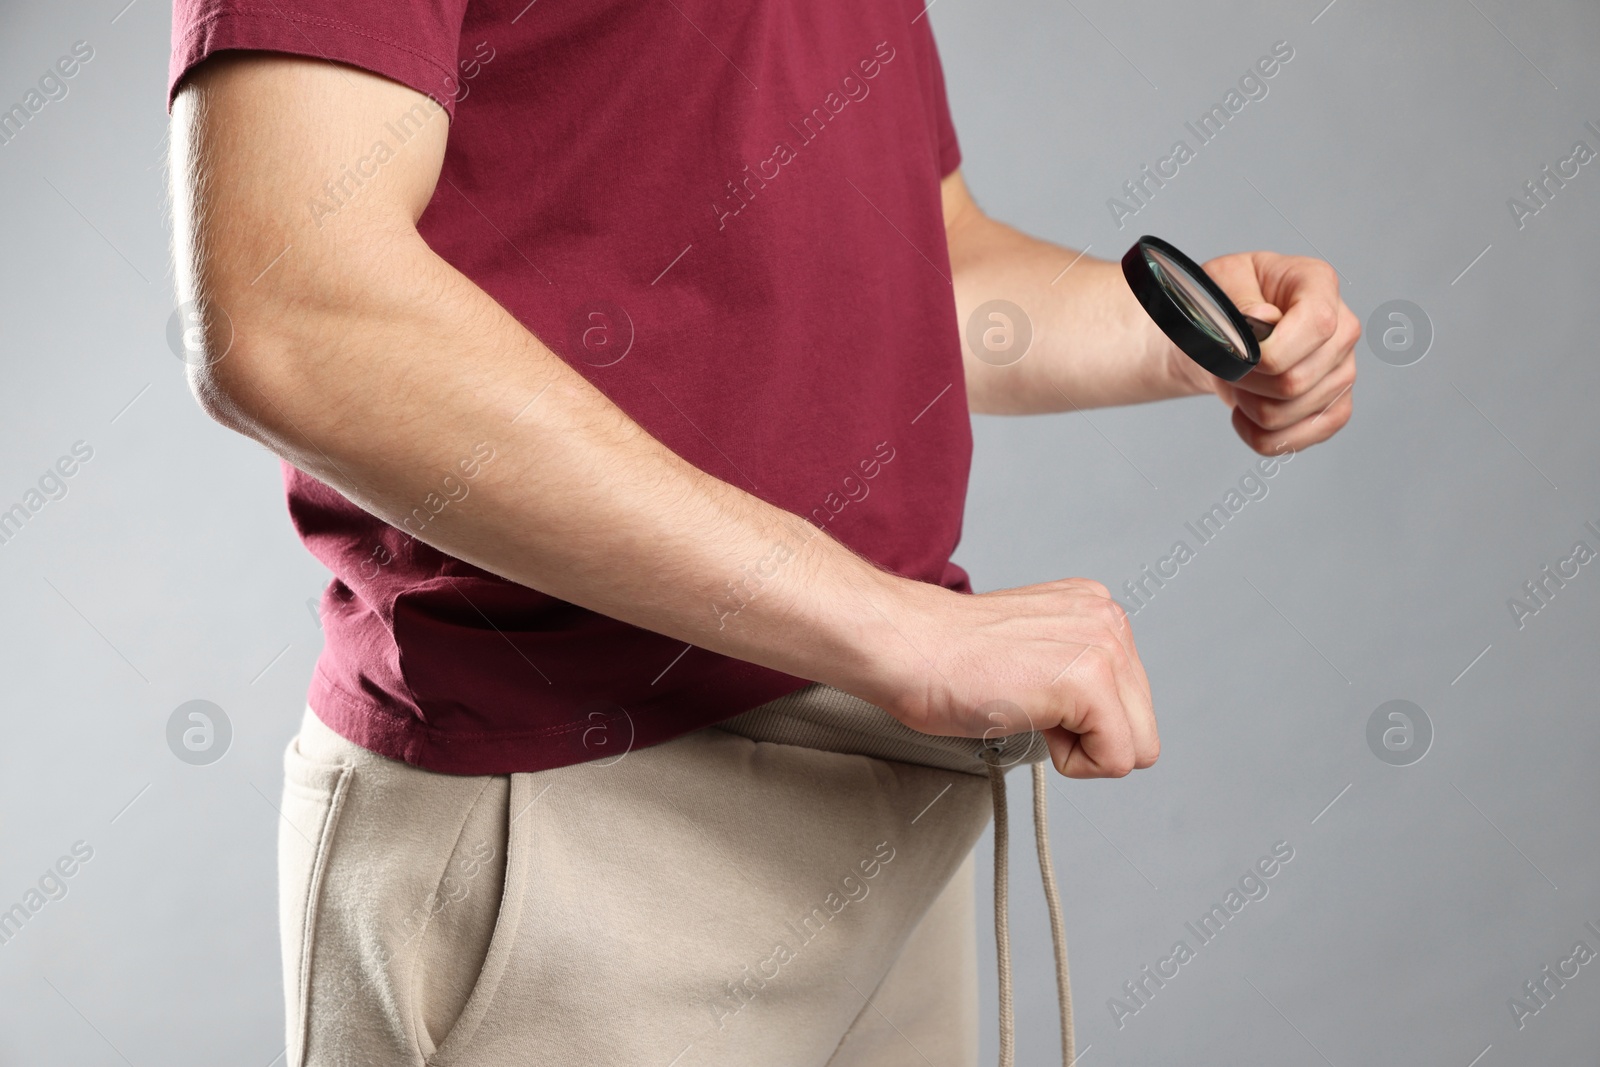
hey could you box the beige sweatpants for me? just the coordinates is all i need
[280,692,997,1067]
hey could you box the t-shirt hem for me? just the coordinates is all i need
[306,664,817,776]
[167,8,462,117]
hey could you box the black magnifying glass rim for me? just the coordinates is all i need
[1121,235,1262,383]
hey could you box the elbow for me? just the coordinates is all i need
[177,295,299,439]
[178,299,261,433]
[187,359,252,434]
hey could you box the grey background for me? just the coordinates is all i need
[1,0,1596,1064]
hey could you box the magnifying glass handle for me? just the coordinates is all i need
[1244,315,1275,343]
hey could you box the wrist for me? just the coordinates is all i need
[1110,262,1216,402]
[821,564,951,719]
[1158,339,1218,399]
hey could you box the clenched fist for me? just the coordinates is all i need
[869,577,1159,779]
[1180,251,1361,455]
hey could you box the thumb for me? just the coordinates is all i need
[1237,300,1283,325]
[1200,254,1278,326]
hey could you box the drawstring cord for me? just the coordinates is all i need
[983,750,1075,1067]
[1033,760,1074,1065]
[986,750,1015,1067]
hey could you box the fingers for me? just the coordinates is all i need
[1044,724,1120,779]
[1250,262,1345,379]
[1230,315,1351,400]
[1041,580,1159,778]
[1204,253,1359,454]
[1095,593,1159,770]
[1231,349,1356,430]
[1199,251,1271,314]
[917,579,1160,781]
[1231,379,1353,453]
[1070,580,1152,714]
[1042,676,1137,779]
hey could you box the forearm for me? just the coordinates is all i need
[947,203,1210,414]
[169,60,937,711]
[196,231,939,701]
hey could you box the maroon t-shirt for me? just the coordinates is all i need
[170,0,973,774]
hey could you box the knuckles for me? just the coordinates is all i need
[1071,577,1111,599]
[1332,357,1357,394]
[1276,360,1316,399]
[1312,303,1340,343]
[1323,395,1355,431]
[1078,646,1117,683]
[1238,396,1288,432]
[1244,424,1278,456]
[1096,596,1125,626]
[1101,754,1136,778]
[1334,315,1362,355]
[1240,393,1300,432]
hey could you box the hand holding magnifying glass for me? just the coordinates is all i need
[1121,235,1276,382]
[1122,234,1359,455]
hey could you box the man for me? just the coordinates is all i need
[167,1,1356,1064]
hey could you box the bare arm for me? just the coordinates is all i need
[171,54,1158,777]
[171,54,907,695]
[943,170,1358,453]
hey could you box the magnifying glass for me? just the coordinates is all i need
[1121,235,1275,382]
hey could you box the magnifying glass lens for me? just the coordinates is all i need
[1121,235,1272,382]
[1142,246,1249,357]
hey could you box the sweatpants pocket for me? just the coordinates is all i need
[278,735,353,1067]
[424,771,538,1066]
[409,774,510,1058]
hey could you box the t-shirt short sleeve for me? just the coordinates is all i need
[168,0,470,116]
[913,17,963,177]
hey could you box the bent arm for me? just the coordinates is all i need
[171,54,931,709]
[942,169,1210,414]
[941,171,1357,456]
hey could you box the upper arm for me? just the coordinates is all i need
[169,54,449,378]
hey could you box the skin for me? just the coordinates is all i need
[169,54,1356,780]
